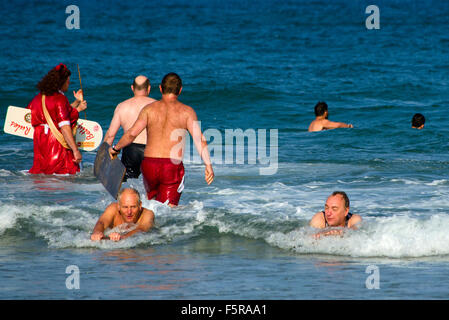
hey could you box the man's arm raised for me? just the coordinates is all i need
[186,110,214,185]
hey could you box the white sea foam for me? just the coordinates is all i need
[390,178,420,185]
[265,214,449,258]
[3,160,449,258]
[3,195,449,258]
[0,169,13,177]
[425,180,448,186]
[0,204,20,233]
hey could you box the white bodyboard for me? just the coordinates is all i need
[3,106,102,152]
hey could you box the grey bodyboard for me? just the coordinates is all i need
[94,142,126,199]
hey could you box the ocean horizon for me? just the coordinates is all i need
[1,0,449,301]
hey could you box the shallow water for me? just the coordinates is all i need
[1,0,449,299]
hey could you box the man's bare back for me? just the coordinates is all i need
[141,98,194,160]
[103,75,155,146]
[109,73,214,206]
[308,118,327,132]
[115,96,156,144]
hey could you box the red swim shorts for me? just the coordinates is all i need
[141,157,185,205]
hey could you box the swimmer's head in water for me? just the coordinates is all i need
[411,113,425,129]
[324,191,350,227]
[314,101,328,117]
[117,188,142,223]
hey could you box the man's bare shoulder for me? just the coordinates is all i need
[105,202,120,214]
[183,103,195,113]
[139,97,157,107]
[321,119,338,127]
[145,100,193,114]
[145,99,157,108]
[114,99,134,118]
[137,208,155,231]
[308,119,324,132]
[143,100,161,113]
[147,99,163,107]
[116,97,134,109]
[100,203,120,227]
[310,211,325,228]
[174,102,196,119]
[142,208,155,218]
[348,214,362,228]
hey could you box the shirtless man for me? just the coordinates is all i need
[103,75,156,180]
[109,72,214,206]
[309,191,362,238]
[90,188,154,241]
[308,101,353,132]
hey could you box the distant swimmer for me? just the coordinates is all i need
[90,188,154,241]
[109,72,214,207]
[27,63,87,174]
[411,113,425,129]
[103,75,156,181]
[309,191,362,238]
[308,101,353,132]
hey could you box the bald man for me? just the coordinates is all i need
[90,188,154,241]
[104,76,156,181]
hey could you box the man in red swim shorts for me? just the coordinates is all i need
[140,157,185,205]
[109,73,214,206]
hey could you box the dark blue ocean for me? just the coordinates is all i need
[1,0,449,300]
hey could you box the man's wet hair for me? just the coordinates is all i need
[331,191,350,208]
[161,72,182,95]
[412,113,425,128]
[314,101,328,117]
[132,78,150,91]
[117,188,141,203]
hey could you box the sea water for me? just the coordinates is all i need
[0,0,449,299]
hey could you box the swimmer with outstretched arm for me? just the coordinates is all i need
[308,101,353,132]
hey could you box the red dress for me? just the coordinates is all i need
[27,92,80,174]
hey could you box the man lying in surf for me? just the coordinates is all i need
[309,191,362,238]
[91,188,154,241]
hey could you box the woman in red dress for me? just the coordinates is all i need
[27,63,87,174]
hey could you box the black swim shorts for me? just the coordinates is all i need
[121,143,145,181]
